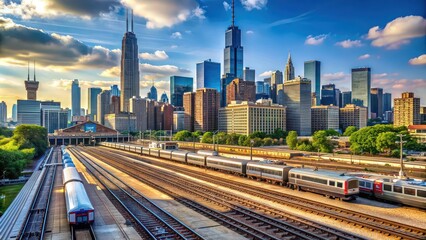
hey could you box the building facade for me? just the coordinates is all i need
[243,67,255,82]
[351,67,371,118]
[321,84,337,106]
[17,100,41,125]
[12,104,17,122]
[170,76,193,107]
[218,99,286,135]
[371,88,383,119]
[110,85,120,97]
[339,104,367,131]
[196,59,221,91]
[383,92,392,112]
[341,91,352,108]
[97,90,111,125]
[41,101,68,133]
[311,105,339,134]
[223,7,243,79]
[104,113,137,132]
[88,87,102,121]
[270,70,283,103]
[0,101,6,124]
[160,92,169,103]
[71,79,81,117]
[129,97,147,132]
[283,77,311,136]
[173,111,185,132]
[304,60,321,105]
[147,85,158,101]
[194,88,220,132]
[393,92,420,127]
[183,92,196,132]
[226,78,256,105]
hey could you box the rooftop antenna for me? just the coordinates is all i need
[126,8,128,32]
[131,9,134,32]
[232,0,235,26]
[33,59,36,82]
[27,60,30,81]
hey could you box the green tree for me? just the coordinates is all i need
[226,133,240,145]
[296,139,315,151]
[286,131,298,150]
[192,130,203,139]
[325,129,340,137]
[343,126,357,136]
[13,125,47,157]
[201,132,213,143]
[269,128,287,140]
[312,130,334,153]
[263,137,273,146]
[376,132,397,154]
[0,127,13,138]
[215,132,227,144]
[249,131,267,139]
[173,130,192,141]
[238,135,249,146]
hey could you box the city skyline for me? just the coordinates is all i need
[0,0,425,117]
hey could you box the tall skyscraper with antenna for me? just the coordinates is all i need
[120,9,140,112]
[284,53,295,82]
[223,0,243,79]
[24,60,39,100]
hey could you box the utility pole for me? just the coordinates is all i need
[250,139,254,161]
[396,134,407,179]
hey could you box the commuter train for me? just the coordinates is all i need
[347,172,426,209]
[61,146,95,225]
[99,142,359,201]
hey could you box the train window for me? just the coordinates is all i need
[290,173,295,178]
[329,181,335,186]
[393,186,402,193]
[383,184,392,191]
[404,188,415,196]
[337,182,343,188]
[301,176,327,185]
[418,190,426,198]
[348,180,358,189]
[365,182,372,189]
[359,181,365,187]
[296,175,300,179]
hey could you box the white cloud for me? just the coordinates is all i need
[51,79,119,90]
[335,39,363,48]
[139,50,169,61]
[305,34,327,45]
[140,63,190,75]
[100,66,120,77]
[122,0,204,29]
[322,72,350,82]
[358,54,371,60]
[246,30,254,34]
[241,0,268,11]
[170,45,178,49]
[409,54,426,65]
[259,70,273,78]
[367,15,426,49]
[373,73,388,78]
[171,32,182,39]
[223,1,230,11]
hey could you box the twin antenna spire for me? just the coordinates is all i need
[125,8,134,33]
[27,60,37,82]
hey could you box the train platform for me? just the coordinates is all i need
[70,150,141,239]
[83,151,247,240]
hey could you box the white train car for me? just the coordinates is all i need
[246,162,293,184]
[64,181,95,224]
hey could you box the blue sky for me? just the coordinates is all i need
[0,0,425,117]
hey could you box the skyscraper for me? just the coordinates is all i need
[160,92,169,103]
[88,87,102,121]
[223,0,243,79]
[111,85,120,97]
[270,70,283,103]
[129,97,147,132]
[71,79,81,117]
[97,90,111,125]
[283,77,311,136]
[120,9,140,112]
[284,53,295,82]
[226,78,256,105]
[194,88,220,132]
[196,59,221,91]
[12,104,17,122]
[170,76,193,107]
[41,101,67,133]
[243,67,255,82]
[383,92,392,112]
[17,100,41,125]
[24,60,39,100]
[0,101,6,123]
[341,91,352,107]
[371,88,383,119]
[304,60,321,105]
[183,92,196,131]
[351,67,371,118]
[321,84,337,106]
[147,85,158,101]
[394,92,420,127]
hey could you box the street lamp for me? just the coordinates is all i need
[396,134,407,179]
[212,130,219,152]
[250,139,254,161]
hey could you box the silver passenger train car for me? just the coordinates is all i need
[246,162,293,184]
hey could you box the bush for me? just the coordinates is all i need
[286,131,298,150]
[263,137,273,146]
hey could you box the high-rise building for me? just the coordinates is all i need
[147,85,158,101]
[223,0,243,79]
[383,92,392,112]
[351,67,371,118]
[17,100,41,125]
[270,70,283,103]
[24,61,39,100]
[284,53,295,82]
[276,84,285,106]
[173,111,185,132]
[371,88,383,119]
[255,81,264,94]
[218,99,286,135]
[97,90,111,125]
[341,91,352,108]
[393,92,420,127]
[196,59,221,91]
[311,93,317,107]
[283,77,311,136]
[170,76,193,107]
[41,101,67,133]
[110,96,121,114]
[311,105,339,134]
[226,78,256,105]
[110,85,120,97]
[243,67,255,82]
[183,92,196,132]
[220,73,235,107]
[195,88,220,132]
[339,104,367,131]
[104,113,137,132]
[263,77,271,96]
[321,84,337,106]
[129,97,147,132]
[146,99,156,130]
[335,89,341,108]
[304,60,321,106]
[420,106,426,124]
[160,92,169,103]
[71,79,81,117]
[12,104,17,122]
[88,87,102,121]
[0,101,6,123]
[154,102,174,131]
[120,9,140,112]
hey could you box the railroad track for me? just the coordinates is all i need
[71,225,96,240]
[80,146,363,240]
[100,145,426,240]
[69,148,203,240]
[18,148,57,240]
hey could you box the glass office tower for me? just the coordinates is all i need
[196,59,221,92]
[170,76,193,107]
[304,60,321,106]
[351,67,371,118]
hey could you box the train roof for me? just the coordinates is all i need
[207,155,249,164]
[247,162,293,170]
[63,167,82,185]
[197,150,218,156]
[290,168,357,180]
[347,172,426,187]
[65,181,94,212]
